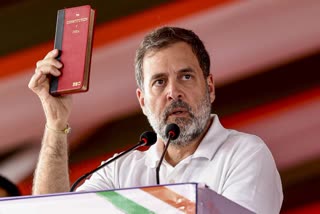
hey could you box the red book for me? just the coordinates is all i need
[50,5,95,95]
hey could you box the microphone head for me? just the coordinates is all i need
[165,123,180,140]
[140,131,157,146]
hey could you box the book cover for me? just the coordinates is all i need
[50,5,95,95]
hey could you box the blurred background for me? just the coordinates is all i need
[0,0,319,213]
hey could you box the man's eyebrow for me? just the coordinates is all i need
[149,67,195,81]
[178,67,195,73]
[150,73,166,81]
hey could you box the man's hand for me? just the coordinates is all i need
[28,49,72,130]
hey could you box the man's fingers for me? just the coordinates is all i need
[29,49,63,94]
[36,49,63,71]
[43,49,59,60]
[35,64,61,76]
[36,58,63,70]
[29,65,60,91]
[28,71,46,91]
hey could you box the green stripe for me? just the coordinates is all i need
[97,191,155,214]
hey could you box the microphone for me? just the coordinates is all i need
[70,131,157,192]
[156,123,180,185]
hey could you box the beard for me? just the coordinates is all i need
[144,89,212,147]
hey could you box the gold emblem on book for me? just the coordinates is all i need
[66,17,88,24]
[72,81,81,87]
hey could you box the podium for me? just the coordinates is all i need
[0,183,254,213]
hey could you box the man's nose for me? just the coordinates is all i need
[166,81,183,101]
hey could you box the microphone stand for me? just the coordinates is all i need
[156,136,173,185]
[155,123,180,185]
[70,140,147,192]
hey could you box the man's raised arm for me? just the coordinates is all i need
[28,49,72,194]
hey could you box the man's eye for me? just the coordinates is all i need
[154,79,164,86]
[183,74,192,80]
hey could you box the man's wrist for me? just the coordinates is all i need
[45,123,71,134]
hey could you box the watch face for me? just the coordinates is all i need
[63,125,72,134]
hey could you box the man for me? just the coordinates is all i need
[29,26,283,213]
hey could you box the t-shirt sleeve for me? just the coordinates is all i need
[75,158,117,192]
[221,135,283,214]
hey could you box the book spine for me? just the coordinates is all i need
[50,9,65,94]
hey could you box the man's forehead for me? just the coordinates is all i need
[144,46,198,71]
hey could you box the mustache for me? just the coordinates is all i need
[163,100,193,120]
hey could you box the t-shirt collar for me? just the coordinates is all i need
[192,114,229,160]
[145,114,229,167]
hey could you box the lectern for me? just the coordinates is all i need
[0,183,254,213]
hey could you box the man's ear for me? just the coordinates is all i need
[136,88,147,115]
[207,74,215,103]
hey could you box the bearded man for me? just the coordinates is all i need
[29,26,283,213]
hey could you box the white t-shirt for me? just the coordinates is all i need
[77,114,283,214]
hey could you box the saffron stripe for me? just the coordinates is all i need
[97,191,155,214]
[141,186,196,214]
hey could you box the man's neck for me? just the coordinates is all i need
[164,117,213,167]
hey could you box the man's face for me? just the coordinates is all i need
[136,42,215,145]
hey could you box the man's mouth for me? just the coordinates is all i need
[167,108,189,117]
[172,111,185,115]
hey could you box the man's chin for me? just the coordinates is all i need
[166,117,192,128]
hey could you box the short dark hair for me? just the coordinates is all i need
[0,175,21,197]
[135,26,211,90]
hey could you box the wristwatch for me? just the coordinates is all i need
[46,123,72,134]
